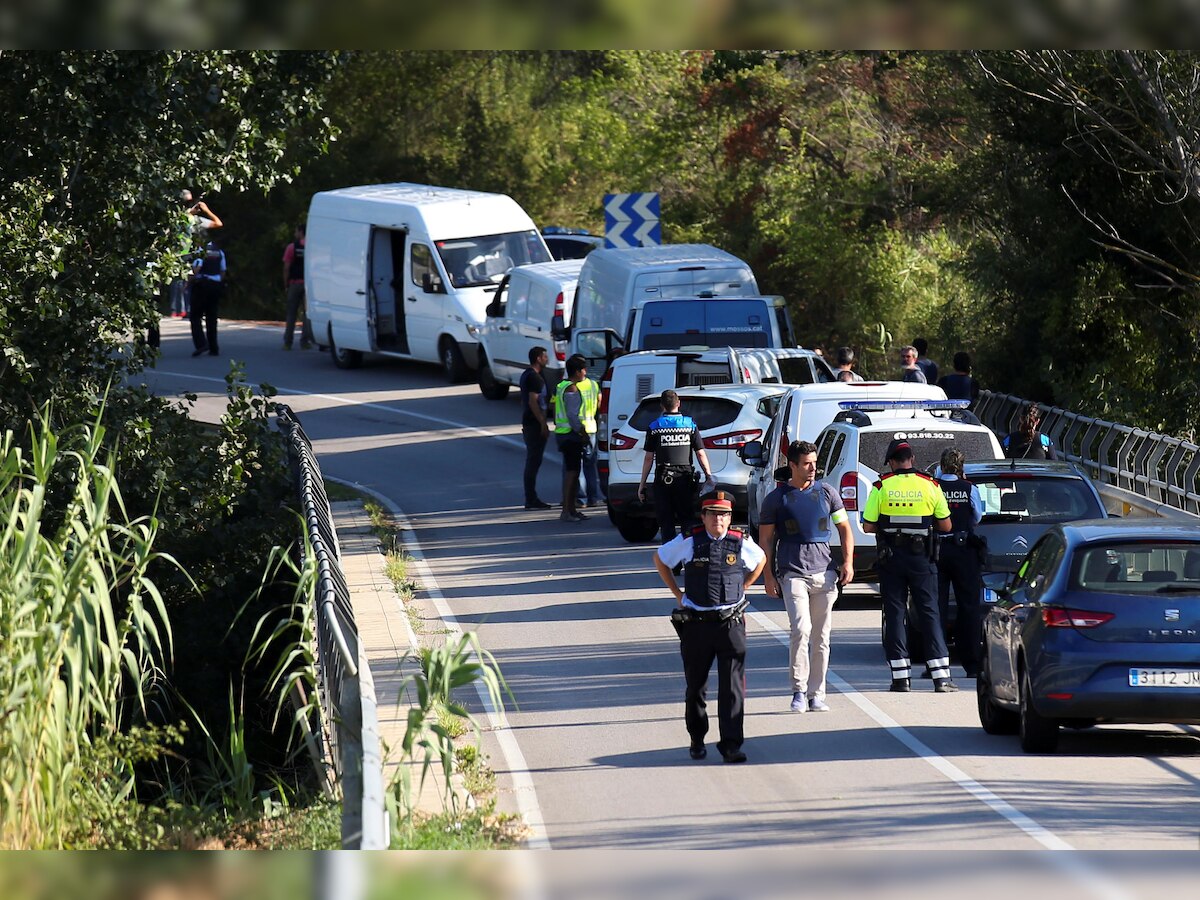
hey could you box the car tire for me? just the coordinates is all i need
[976,666,1018,735]
[611,509,659,543]
[441,338,469,383]
[329,328,362,370]
[477,356,510,400]
[1018,666,1059,753]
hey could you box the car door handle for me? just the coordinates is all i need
[407,296,417,303]
[498,325,511,331]
[356,290,366,295]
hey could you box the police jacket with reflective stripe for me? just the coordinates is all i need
[647,414,697,469]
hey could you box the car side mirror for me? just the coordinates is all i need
[738,440,766,467]
[422,272,445,294]
[486,299,504,317]
[551,314,568,341]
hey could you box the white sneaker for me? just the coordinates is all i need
[808,697,830,712]
[790,692,805,712]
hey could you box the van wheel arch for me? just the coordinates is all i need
[440,336,469,383]
[329,325,363,370]
[477,352,510,400]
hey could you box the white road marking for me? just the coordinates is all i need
[339,481,550,850]
[746,607,1132,899]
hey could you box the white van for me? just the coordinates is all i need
[305,183,552,382]
[738,381,949,532]
[476,258,585,399]
[553,245,794,367]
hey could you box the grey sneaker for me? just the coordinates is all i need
[808,697,830,712]
[790,692,805,712]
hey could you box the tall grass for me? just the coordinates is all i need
[0,413,172,848]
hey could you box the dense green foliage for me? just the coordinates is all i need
[218,51,1196,436]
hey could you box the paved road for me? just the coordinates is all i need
[143,319,1200,870]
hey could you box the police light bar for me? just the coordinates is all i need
[837,399,971,411]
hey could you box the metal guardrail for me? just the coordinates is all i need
[276,405,388,850]
[974,391,1200,518]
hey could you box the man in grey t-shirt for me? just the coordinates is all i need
[759,440,854,712]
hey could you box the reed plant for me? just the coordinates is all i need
[0,413,173,848]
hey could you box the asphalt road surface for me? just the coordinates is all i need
[142,319,1200,877]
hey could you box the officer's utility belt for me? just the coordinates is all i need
[671,599,749,626]
[656,465,695,486]
[879,531,929,554]
[939,530,973,546]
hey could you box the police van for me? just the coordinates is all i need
[551,244,795,370]
[305,183,551,382]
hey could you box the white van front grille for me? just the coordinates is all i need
[635,374,655,401]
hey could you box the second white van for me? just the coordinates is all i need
[306,183,552,382]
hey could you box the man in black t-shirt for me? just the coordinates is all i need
[519,346,553,509]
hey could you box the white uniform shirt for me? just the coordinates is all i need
[657,529,765,610]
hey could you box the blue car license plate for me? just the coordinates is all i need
[1129,668,1200,687]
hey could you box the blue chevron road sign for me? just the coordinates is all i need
[603,192,661,248]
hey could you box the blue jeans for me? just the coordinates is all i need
[580,434,603,505]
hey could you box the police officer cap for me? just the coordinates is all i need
[700,490,733,511]
[885,438,914,462]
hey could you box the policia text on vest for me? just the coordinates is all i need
[861,438,959,694]
[654,491,766,764]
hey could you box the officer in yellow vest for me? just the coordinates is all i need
[554,355,595,523]
[861,438,957,693]
[570,354,604,508]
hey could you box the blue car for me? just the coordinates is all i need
[978,520,1200,752]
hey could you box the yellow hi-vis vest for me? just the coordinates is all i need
[554,379,596,435]
[578,377,599,434]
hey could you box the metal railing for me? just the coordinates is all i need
[276,405,388,850]
[974,391,1200,519]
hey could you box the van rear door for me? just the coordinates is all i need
[637,299,772,350]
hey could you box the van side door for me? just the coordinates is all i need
[406,243,445,359]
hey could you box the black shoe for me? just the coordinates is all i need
[934,678,959,693]
[889,677,911,693]
[720,748,747,764]
[689,742,707,760]
[191,347,208,357]
[524,499,553,510]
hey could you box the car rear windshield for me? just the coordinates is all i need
[975,475,1104,523]
[1072,541,1200,593]
[629,397,742,432]
[858,430,997,472]
[637,300,771,350]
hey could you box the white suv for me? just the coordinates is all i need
[606,383,791,543]
[812,400,1004,581]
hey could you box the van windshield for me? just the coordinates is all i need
[637,299,772,350]
[436,231,551,288]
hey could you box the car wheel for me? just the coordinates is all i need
[611,509,659,543]
[976,666,1018,735]
[329,328,362,370]
[1018,666,1059,753]
[477,356,510,400]
[441,338,468,383]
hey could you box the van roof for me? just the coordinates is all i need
[509,258,586,283]
[309,183,536,238]
[583,244,751,270]
[782,381,948,402]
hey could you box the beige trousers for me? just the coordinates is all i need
[781,569,838,698]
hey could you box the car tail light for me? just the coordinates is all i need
[840,472,858,511]
[597,416,608,452]
[596,371,612,451]
[610,431,638,451]
[1042,608,1115,628]
[702,429,761,450]
[553,292,566,361]
[743,366,751,382]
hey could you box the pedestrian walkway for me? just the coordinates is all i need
[331,500,468,817]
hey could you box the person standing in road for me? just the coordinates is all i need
[554,355,592,522]
[833,347,864,382]
[898,346,927,383]
[282,222,314,350]
[760,440,855,713]
[861,438,957,693]
[912,338,938,384]
[571,354,605,509]
[1002,403,1058,460]
[638,390,716,543]
[520,345,553,510]
[189,238,226,357]
[937,352,980,403]
[655,490,766,764]
[934,449,985,679]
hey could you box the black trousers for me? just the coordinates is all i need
[190,279,222,353]
[880,548,948,665]
[937,545,983,672]
[521,424,547,503]
[652,473,696,543]
[680,617,747,752]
